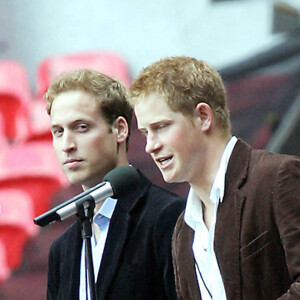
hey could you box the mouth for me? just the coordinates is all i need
[155,155,173,168]
[63,158,83,169]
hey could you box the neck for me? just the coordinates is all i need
[203,202,215,229]
[191,134,231,208]
[84,158,129,214]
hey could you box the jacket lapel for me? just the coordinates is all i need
[95,171,150,299]
[214,139,250,300]
[61,221,83,300]
[172,213,201,300]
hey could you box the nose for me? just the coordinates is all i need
[62,131,76,153]
[145,133,161,154]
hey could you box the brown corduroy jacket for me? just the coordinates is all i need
[172,139,300,300]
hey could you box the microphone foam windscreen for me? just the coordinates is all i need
[103,165,141,198]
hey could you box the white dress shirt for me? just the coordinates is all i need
[184,136,237,299]
[79,197,117,300]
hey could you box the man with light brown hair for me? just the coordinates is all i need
[45,68,184,300]
[128,56,300,299]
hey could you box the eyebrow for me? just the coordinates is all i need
[50,124,60,130]
[51,118,92,128]
[138,119,170,131]
[138,127,147,133]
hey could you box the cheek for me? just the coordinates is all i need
[88,135,116,157]
[84,132,107,147]
[173,131,198,159]
[168,128,190,148]
[52,140,62,160]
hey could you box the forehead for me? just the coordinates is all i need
[50,90,101,124]
[135,93,178,128]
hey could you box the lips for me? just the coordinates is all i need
[155,155,173,168]
[63,158,83,169]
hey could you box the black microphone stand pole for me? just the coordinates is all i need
[76,199,97,300]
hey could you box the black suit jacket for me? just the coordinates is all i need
[47,171,185,300]
[172,139,300,300]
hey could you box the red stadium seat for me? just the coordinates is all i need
[0,114,7,146]
[25,99,52,143]
[0,240,10,283]
[0,60,32,143]
[0,60,32,104]
[0,189,37,269]
[0,142,69,217]
[35,51,131,98]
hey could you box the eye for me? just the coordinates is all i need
[156,123,167,132]
[51,127,63,137]
[76,123,89,132]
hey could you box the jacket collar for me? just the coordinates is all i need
[225,139,250,190]
[95,170,151,299]
[214,139,251,299]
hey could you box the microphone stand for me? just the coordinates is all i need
[76,199,97,300]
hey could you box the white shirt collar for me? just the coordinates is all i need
[209,136,237,204]
[93,196,117,221]
[185,188,203,230]
[184,136,237,229]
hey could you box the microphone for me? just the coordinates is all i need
[34,165,141,227]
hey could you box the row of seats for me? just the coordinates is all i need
[0,51,132,284]
[0,51,131,145]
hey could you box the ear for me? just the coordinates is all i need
[194,103,213,132]
[112,116,129,143]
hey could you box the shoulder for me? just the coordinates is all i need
[230,139,300,179]
[145,182,185,215]
[136,170,185,212]
[50,221,81,253]
[131,174,185,232]
[148,182,185,202]
[249,147,300,180]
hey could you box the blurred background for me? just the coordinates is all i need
[0,0,299,299]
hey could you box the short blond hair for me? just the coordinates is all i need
[129,56,231,135]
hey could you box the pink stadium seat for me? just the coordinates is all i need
[25,99,52,143]
[0,60,32,104]
[36,51,131,98]
[0,60,32,143]
[0,114,7,146]
[0,189,37,269]
[0,141,69,217]
[0,240,10,283]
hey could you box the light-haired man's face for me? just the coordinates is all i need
[135,93,204,185]
[50,90,120,190]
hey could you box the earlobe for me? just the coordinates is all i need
[194,103,213,132]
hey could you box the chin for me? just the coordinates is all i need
[66,173,86,185]
[162,172,176,184]
[164,172,186,184]
[67,178,81,186]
